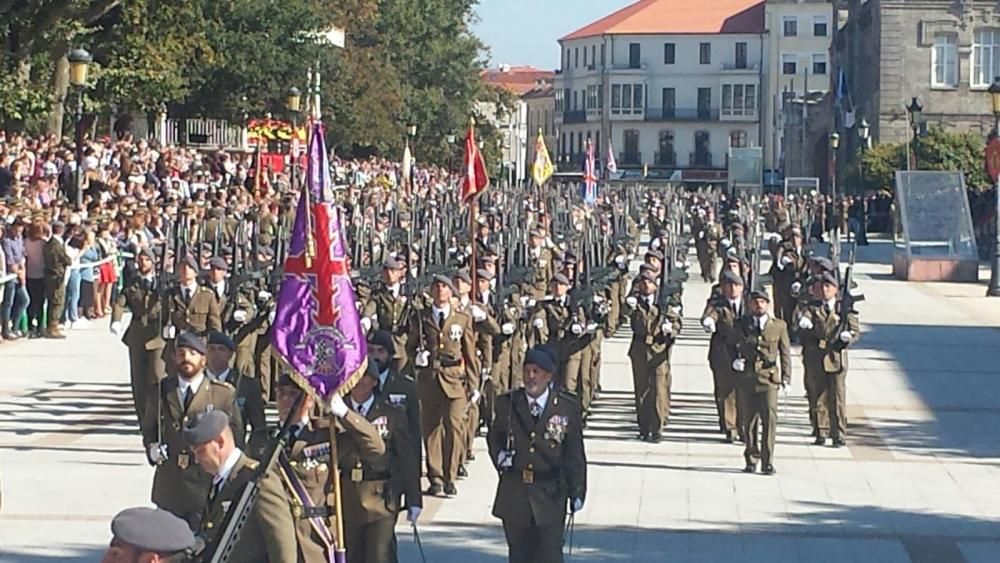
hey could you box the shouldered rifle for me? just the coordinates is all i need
[836,241,865,338]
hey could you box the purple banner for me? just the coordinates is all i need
[270,123,367,403]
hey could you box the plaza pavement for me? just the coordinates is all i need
[1,236,999,562]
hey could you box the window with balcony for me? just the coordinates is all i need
[782,54,797,75]
[933,33,958,88]
[973,28,1000,87]
[629,43,641,68]
[813,15,828,37]
[657,130,675,166]
[587,85,599,110]
[812,53,828,75]
[735,42,747,69]
[730,130,748,148]
[783,16,797,37]
[572,91,578,111]
[664,43,675,64]
[699,42,711,64]
[693,130,711,166]
[623,129,640,165]
[722,84,756,117]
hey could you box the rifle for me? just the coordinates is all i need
[197,391,306,563]
[836,241,865,338]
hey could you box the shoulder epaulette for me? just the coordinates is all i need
[210,378,235,390]
[245,459,260,471]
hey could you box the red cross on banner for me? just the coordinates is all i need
[283,204,348,325]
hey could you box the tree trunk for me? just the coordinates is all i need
[47,47,70,137]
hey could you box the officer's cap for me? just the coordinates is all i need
[750,289,770,302]
[209,256,228,272]
[551,273,571,286]
[721,270,744,286]
[524,346,557,374]
[175,332,206,355]
[110,507,196,554]
[724,255,743,265]
[183,410,229,446]
[367,330,395,352]
[431,274,456,293]
[207,331,236,352]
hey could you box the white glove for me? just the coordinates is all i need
[586,322,598,334]
[110,321,122,336]
[727,247,738,257]
[571,498,584,513]
[791,281,802,294]
[702,317,716,334]
[527,298,537,308]
[615,256,626,267]
[148,443,167,465]
[415,350,430,368]
[781,255,794,266]
[257,290,272,301]
[732,358,746,372]
[360,317,372,332]
[161,325,176,340]
[469,389,482,403]
[233,309,248,322]
[497,450,514,469]
[571,323,584,335]
[268,310,276,323]
[501,322,515,335]
[471,305,487,322]
[329,394,349,418]
[651,238,661,249]
[661,323,673,336]
[798,316,814,330]
[839,330,853,343]
[626,296,638,309]
[592,294,603,303]
[520,296,530,307]
[532,318,544,329]
[407,506,422,523]
[721,237,731,247]
[697,230,705,238]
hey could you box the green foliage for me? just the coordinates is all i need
[0,76,50,123]
[856,127,992,193]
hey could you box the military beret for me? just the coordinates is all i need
[639,271,659,284]
[209,256,228,271]
[432,274,456,292]
[180,253,199,271]
[183,410,229,446]
[524,346,557,374]
[551,273,571,286]
[645,250,664,261]
[721,270,744,286]
[398,211,412,222]
[750,289,770,302]
[562,252,578,264]
[452,270,472,285]
[382,256,404,270]
[367,330,395,352]
[811,256,835,272]
[819,271,839,286]
[732,223,745,231]
[110,507,196,554]
[207,331,235,352]
[529,229,545,238]
[175,331,206,355]
[476,268,494,282]
[138,246,156,261]
[724,255,743,265]
[481,246,500,259]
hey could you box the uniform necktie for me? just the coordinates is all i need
[824,304,832,315]
[530,400,542,419]
[438,311,445,329]
[355,402,366,416]
[182,387,192,410]
[184,288,192,303]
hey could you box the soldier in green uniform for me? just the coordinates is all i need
[362,257,412,374]
[627,272,682,442]
[368,330,422,462]
[205,331,268,457]
[694,208,723,283]
[140,332,243,529]
[185,410,297,562]
[796,272,860,447]
[204,256,258,378]
[111,247,167,423]
[42,221,72,339]
[701,270,748,443]
[488,347,587,563]
[407,275,479,497]
[770,226,806,323]
[340,366,422,563]
[733,290,791,474]
[527,229,554,299]
[101,506,196,563]
[164,254,222,375]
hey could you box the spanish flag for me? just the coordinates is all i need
[531,129,554,186]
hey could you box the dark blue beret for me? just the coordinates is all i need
[175,332,206,355]
[183,410,229,446]
[367,330,395,352]
[207,331,235,352]
[524,346,557,374]
[111,507,195,554]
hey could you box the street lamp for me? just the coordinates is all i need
[286,87,301,189]
[858,118,870,193]
[67,47,91,209]
[906,96,923,170]
[830,131,841,264]
[986,78,1000,296]
[446,134,456,174]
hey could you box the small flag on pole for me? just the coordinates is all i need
[460,119,489,204]
[606,139,618,174]
[402,141,413,189]
[582,138,598,206]
[531,129,554,186]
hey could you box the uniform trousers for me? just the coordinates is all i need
[502,514,564,563]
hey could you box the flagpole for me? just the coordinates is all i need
[468,118,479,296]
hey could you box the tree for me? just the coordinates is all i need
[855,127,992,193]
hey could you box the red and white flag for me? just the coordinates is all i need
[460,120,489,204]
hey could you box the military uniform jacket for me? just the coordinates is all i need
[407,306,480,399]
[696,222,722,252]
[735,315,792,389]
[214,370,268,458]
[199,453,298,563]
[42,237,72,283]
[209,280,258,336]
[362,282,412,360]
[339,398,421,525]
[628,297,682,361]
[140,375,243,517]
[169,286,222,335]
[379,370,422,463]
[529,295,588,359]
[798,300,860,374]
[459,296,501,376]
[488,388,587,526]
[701,297,746,374]
[770,242,807,285]
[112,277,164,350]
[528,247,555,296]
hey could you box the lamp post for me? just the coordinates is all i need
[446,134,456,174]
[986,78,1000,296]
[857,118,870,194]
[906,96,922,170]
[830,131,841,264]
[67,48,91,209]
[286,86,301,190]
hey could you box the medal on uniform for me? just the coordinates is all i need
[177,453,190,469]
[522,469,534,483]
[545,415,568,444]
[373,415,389,439]
[449,324,463,341]
[351,466,364,482]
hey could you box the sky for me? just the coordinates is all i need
[472,0,634,70]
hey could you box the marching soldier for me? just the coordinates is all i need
[474,268,503,433]
[164,254,221,375]
[110,247,167,423]
[102,507,196,563]
[796,272,860,447]
[205,255,258,377]
[770,226,807,323]
[273,374,385,563]
[362,257,412,374]
[205,331,268,457]
[185,410,297,562]
[528,274,590,399]
[694,209,723,283]
[527,229,554,299]
[492,286,525,395]
[733,290,791,474]
[627,272,682,442]
[368,330,422,462]
[701,271,747,443]
[139,332,243,529]
[488,347,587,563]
[407,275,479,497]
[340,365,422,563]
